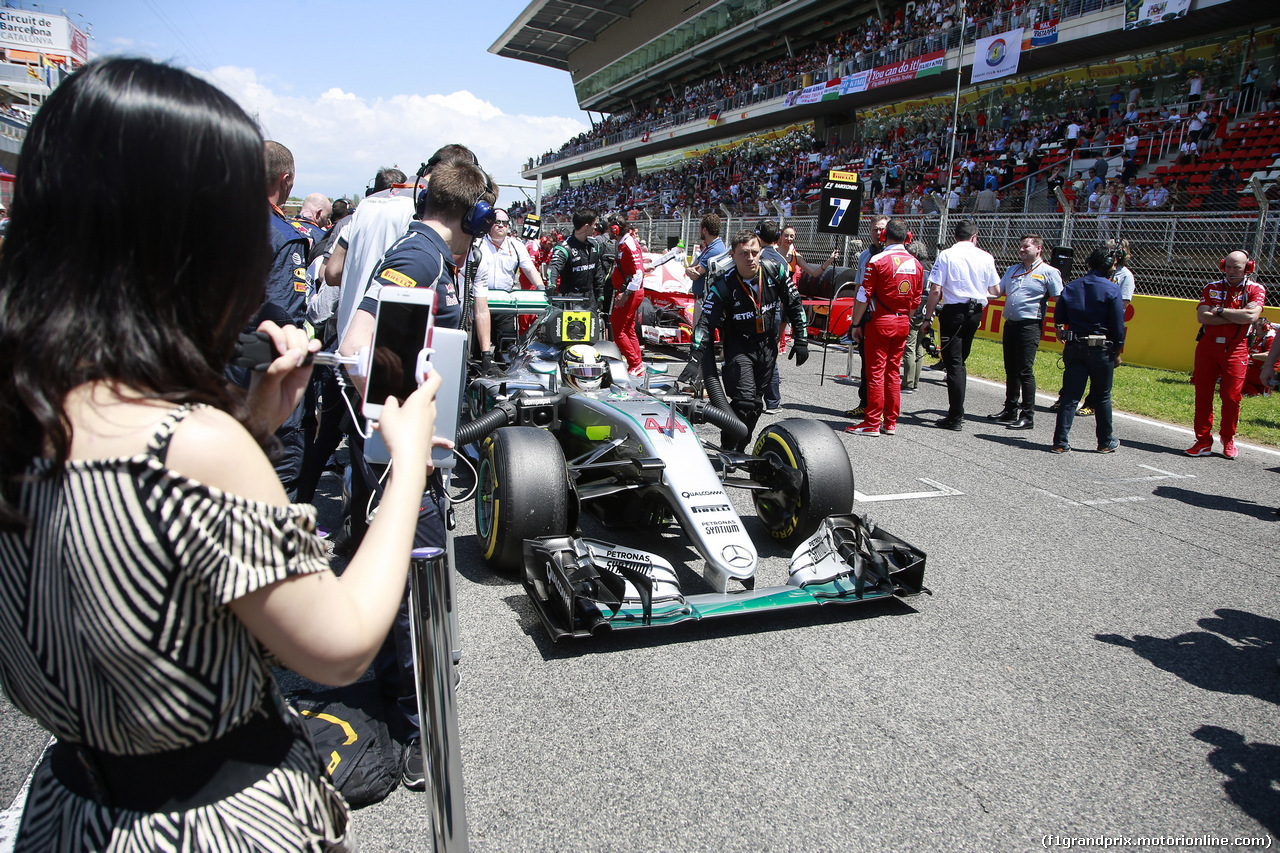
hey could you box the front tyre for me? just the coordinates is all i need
[476,427,572,570]
[752,418,854,542]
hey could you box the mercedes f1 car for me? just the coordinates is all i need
[455,301,928,641]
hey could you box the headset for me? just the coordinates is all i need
[1219,250,1256,275]
[411,158,496,237]
[875,223,913,246]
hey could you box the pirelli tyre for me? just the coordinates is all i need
[476,427,572,571]
[752,418,854,542]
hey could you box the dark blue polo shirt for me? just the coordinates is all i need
[267,209,309,327]
[1054,271,1125,346]
[357,221,462,330]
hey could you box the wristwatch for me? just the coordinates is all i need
[1214,306,1224,317]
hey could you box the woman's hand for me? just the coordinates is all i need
[246,321,319,434]
[375,369,446,482]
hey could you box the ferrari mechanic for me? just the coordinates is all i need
[846,218,924,436]
[1187,250,1265,459]
[692,229,809,451]
[609,215,647,376]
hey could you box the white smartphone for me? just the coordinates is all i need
[362,286,436,421]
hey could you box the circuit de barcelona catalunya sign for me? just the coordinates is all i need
[0,11,88,60]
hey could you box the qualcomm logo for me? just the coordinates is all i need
[721,544,754,569]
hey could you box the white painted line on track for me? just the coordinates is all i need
[1092,464,1197,484]
[1035,487,1147,507]
[965,375,1280,458]
[855,478,963,502]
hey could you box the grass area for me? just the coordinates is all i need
[963,338,1280,448]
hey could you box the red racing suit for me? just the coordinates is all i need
[610,232,646,372]
[1244,321,1277,397]
[1192,276,1266,442]
[858,243,924,431]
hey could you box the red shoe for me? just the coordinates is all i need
[1222,440,1238,459]
[881,424,897,435]
[844,423,880,437]
[1184,439,1214,457]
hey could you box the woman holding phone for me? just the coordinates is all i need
[0,58,439,849]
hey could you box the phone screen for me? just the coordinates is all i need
[367,300,434,408]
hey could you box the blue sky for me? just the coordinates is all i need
[59,0,591,199]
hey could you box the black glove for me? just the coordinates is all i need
[481,349,497,376]
[788,340,809,367]
[678,357,702,386]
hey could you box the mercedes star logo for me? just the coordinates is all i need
[721,544,754,569]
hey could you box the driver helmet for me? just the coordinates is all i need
[560,344,606,391]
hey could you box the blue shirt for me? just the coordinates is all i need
[1054,271,1124,346]
[995,260,1063,322]
[358,221,462,330]
[693,237,728,298]
[267,209,309,328]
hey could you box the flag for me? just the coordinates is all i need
[971,29,1024,84]
[26,63,38,79]
[707,110,720,127]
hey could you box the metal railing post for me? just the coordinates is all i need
[410,546,469,853]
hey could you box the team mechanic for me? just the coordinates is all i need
[609,214,647,376]
[691,229,809,451]
[846,218,924,436]
[545,206,607,317]
[474,208,545,372]
[338,156,494,791]
[1187,249,1265,459]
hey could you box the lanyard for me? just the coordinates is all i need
[736,267,767,333]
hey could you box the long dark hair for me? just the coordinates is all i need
[0,58,271,528]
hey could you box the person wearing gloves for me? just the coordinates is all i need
[689,229,808,451]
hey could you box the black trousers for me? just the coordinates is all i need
[722,341,778,451]
[938,301,985,419]
[1002,318,1044,411]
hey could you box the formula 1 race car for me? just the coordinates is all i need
[455,303,928,641]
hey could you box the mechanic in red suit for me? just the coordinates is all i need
[1187,250,1265,459]
[845,218,924,436]
[609,214,647,376]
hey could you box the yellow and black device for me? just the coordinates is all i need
[817,169,862,237]
[559,310,593,344]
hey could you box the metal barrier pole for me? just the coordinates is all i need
[410,546,469,853]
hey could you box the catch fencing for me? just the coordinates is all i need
[539,209,1278,305]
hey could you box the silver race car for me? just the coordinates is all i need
[456,298,928,640]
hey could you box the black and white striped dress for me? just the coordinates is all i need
[0,406,353,851]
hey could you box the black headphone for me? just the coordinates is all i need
[412,158,495,236]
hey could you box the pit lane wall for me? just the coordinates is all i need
[975,294,1220,374]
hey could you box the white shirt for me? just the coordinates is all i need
[928,239,999,305]
[335,191,416,347]
[473,235,537,297]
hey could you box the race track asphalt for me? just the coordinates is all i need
[1,344,1277,853]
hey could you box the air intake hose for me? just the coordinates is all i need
[693,349,748,445]
[454,402,516,447]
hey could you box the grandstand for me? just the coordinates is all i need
[494,0,1276,303]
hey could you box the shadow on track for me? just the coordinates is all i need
[1192,725,1280,837]
[1152,485,1280,520]
[1096,608,1280,704]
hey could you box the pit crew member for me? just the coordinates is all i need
[338,156,494,792]
[1187,250,1265,459]
[846,219,923,436]
[986,234,1062,431]
[546,207,607,316]
[610,215,647,375]
[692,229,809,451]
[1051,246,1125,454]
[1243,315,1276,397]
[474,208,545,367]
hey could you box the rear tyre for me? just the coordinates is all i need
[752,418,854,541]
[476,427,572,571]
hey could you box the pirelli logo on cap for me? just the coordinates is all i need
[380,269,417,288]
[827,169,859,184]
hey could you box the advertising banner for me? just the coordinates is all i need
[972,29,1024,84]
[1123,0,1191,30]
[867,51,945,90]
[0,11,85,59]
[840,71,871,96]
[1028,19,1059,48]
